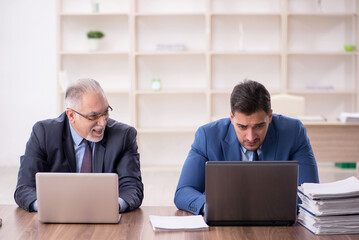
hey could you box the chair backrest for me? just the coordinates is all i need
[271,94,305,118]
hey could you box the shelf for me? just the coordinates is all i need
[288,55,355,92]
[135,90,207,95]
[287,51,356,56]
[59,0,130,14]
[212,94,231,119]
[211,14,281,52]
[60,13,129,16]
[60,51,129,55]
[287,13,356,17]
[61,15,129,52]
[210,89,232,94]
[103,89,130,94]
[137,131,195,165]
[211,0,281,14]
[138,127,197,133]
[136,93,208,129]
[288,15,355,52]
[135,51,206,56]
[135,13,206,17]
[61,54,130,90]
[211,13,281,16]
[136,54,206,91]
[211,51,281,55]
[211,89,281,94]
[135,0,206,14]
[287,0,356,14]
[106,93,130,125]
[57,0,359,164]
[303,95,356,118]
[136,15,206,52]
[211,54,281,90]
[57,88,130,94]
[287,90,357,95]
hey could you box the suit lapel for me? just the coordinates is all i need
[63,119,76,172]
[261,123,277,160]
[94,141,106,173]
[221,124,242,161]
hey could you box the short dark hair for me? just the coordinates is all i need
[230,80,271,115]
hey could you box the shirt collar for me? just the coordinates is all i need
[240,144,262,154]
[69,120,84,147]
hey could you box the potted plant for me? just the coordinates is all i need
[87,30,105,51]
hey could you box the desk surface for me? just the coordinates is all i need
[0,205,357,240]
[303,119,359,127]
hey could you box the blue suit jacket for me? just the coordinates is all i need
[174,114,319,215]
[15,112,143,212]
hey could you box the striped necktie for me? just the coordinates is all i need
[80,140,92,173]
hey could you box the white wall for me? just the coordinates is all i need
[0,0,57,166]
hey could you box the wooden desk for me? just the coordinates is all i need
[304,120,359,164]
[0,205,357,240]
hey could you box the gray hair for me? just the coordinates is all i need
[65,78,107,110]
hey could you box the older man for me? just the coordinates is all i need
[15,78,143,212]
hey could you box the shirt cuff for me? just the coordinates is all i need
[118,197,128,212]
[31,200,38,212]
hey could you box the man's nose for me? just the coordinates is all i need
[97,115,107,126]
[246,128,255,141]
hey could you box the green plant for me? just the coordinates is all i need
[87,31,105,39]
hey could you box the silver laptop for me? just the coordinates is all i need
[204,161,298,226]
[36,172,121,223]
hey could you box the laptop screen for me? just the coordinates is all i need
[36,172,120,223]
[204,161,298,226]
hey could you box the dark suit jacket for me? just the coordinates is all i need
[15,112,143,212]
[174,114,319,215]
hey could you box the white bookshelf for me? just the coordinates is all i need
[57,0,359,165]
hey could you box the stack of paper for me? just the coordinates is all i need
[339,112,359,123]
[298,177,359,235]
[149,215,209,232]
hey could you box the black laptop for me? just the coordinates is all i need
[204,161,298,226]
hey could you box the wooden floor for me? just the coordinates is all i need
[1,164,357,206]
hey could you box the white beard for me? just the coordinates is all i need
[86,126,105,142]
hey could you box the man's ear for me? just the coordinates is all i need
[268,109,273,123]
[230,111,234,125]
[66,109,75,124]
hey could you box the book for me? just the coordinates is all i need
[149,215,209,232]
[339,112,359,123]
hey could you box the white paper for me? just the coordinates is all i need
[298,209,359,235]
[298,115,326,122]
[298,176,359,199]
[298,191,359,216]
[298,177,359,235]
[339,112,359,123]
[149,215,209,232]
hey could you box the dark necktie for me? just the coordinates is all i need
[80,140,92,173]
[253,150,259,161]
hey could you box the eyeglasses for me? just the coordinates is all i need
[67,105,113,121]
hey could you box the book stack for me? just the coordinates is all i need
[339,112,359,123]
[297,176,359,235]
